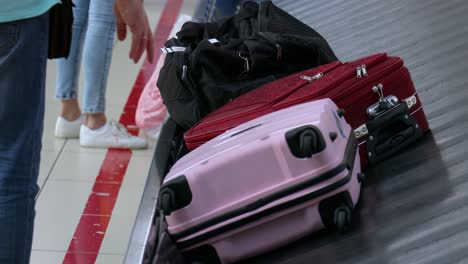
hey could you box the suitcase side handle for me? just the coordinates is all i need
[159,176,192,216]
[285,125,326,158]
[365,102,424,164]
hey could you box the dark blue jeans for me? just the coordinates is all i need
[0,11,49,264]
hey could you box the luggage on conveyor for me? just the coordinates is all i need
[158,99,362,264]
[157,0,338,129]
[185,52,430,168]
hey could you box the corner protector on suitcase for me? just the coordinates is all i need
[159,175,192,216]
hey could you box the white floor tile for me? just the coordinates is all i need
[99,183,145,254]
[43,102,61,134]
[48,151,106,182]
[33,180,94,251]
[62,138,107,154]
[131,139,157,157]
[95,254,124,264]
[122,155,154,186]
[41,136,65,152]
[30,250,66,264]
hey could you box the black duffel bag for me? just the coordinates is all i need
[157,0,338,129]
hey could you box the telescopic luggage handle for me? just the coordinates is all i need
[364,99,423,164]
[351,82,423,164]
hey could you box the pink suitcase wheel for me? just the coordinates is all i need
[337,108,346,118]
[286,126,325,158]
[357,173,366,183]
[333,205,352,233]
[159,176,192,216]
[160,190,176,216]
[299,130,315,157]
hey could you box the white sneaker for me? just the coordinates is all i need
[55,115,83,138]
[80,120,148,149]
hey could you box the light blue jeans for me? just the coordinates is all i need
[193,0,264,23]
[193,0,242,22]
[55,0,115,113]
[0,11,49,263]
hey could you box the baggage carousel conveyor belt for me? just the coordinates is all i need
[126,0,468,263]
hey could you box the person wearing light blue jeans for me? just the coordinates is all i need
[55,0,148,149]
[193,0,263,23]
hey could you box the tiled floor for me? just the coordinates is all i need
[30,1,198,263]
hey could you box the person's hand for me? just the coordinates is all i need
[114,0,154,64]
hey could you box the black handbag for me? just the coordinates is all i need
[48,0,75,59]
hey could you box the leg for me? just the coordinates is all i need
[193,0,241,22]
[82,0,116,129]
[0,11,49,264]
[78,0,147,149]
[55,0,91,121]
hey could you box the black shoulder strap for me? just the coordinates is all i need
[236,1,260,21]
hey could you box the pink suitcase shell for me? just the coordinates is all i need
[158,99,362,263]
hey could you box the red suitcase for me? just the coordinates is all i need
[184,53,429,168]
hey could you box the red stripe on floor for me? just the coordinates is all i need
[62,0,183,263]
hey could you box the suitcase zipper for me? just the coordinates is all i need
[276,55,391,109]
[337,67,409,106]
[238,52,251,76]
[300,72,323,82]
[356,65,368,78]
[362,65,368,76]
[181,65,188,80]
[189,62,344,134]
[331,59,404,102]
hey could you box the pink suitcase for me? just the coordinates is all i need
[158,99,362,263]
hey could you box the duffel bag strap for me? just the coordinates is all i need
[160,38,219,53]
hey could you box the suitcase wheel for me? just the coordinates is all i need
[337,108,346,118]
[299,129,322,158]
[286,125,326,158]
[185,245,221,264]
[333,205,352,233]
[299,131,314,157]
[160,191,175,216]
[159,176,192,216]
[357,173,366,183]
